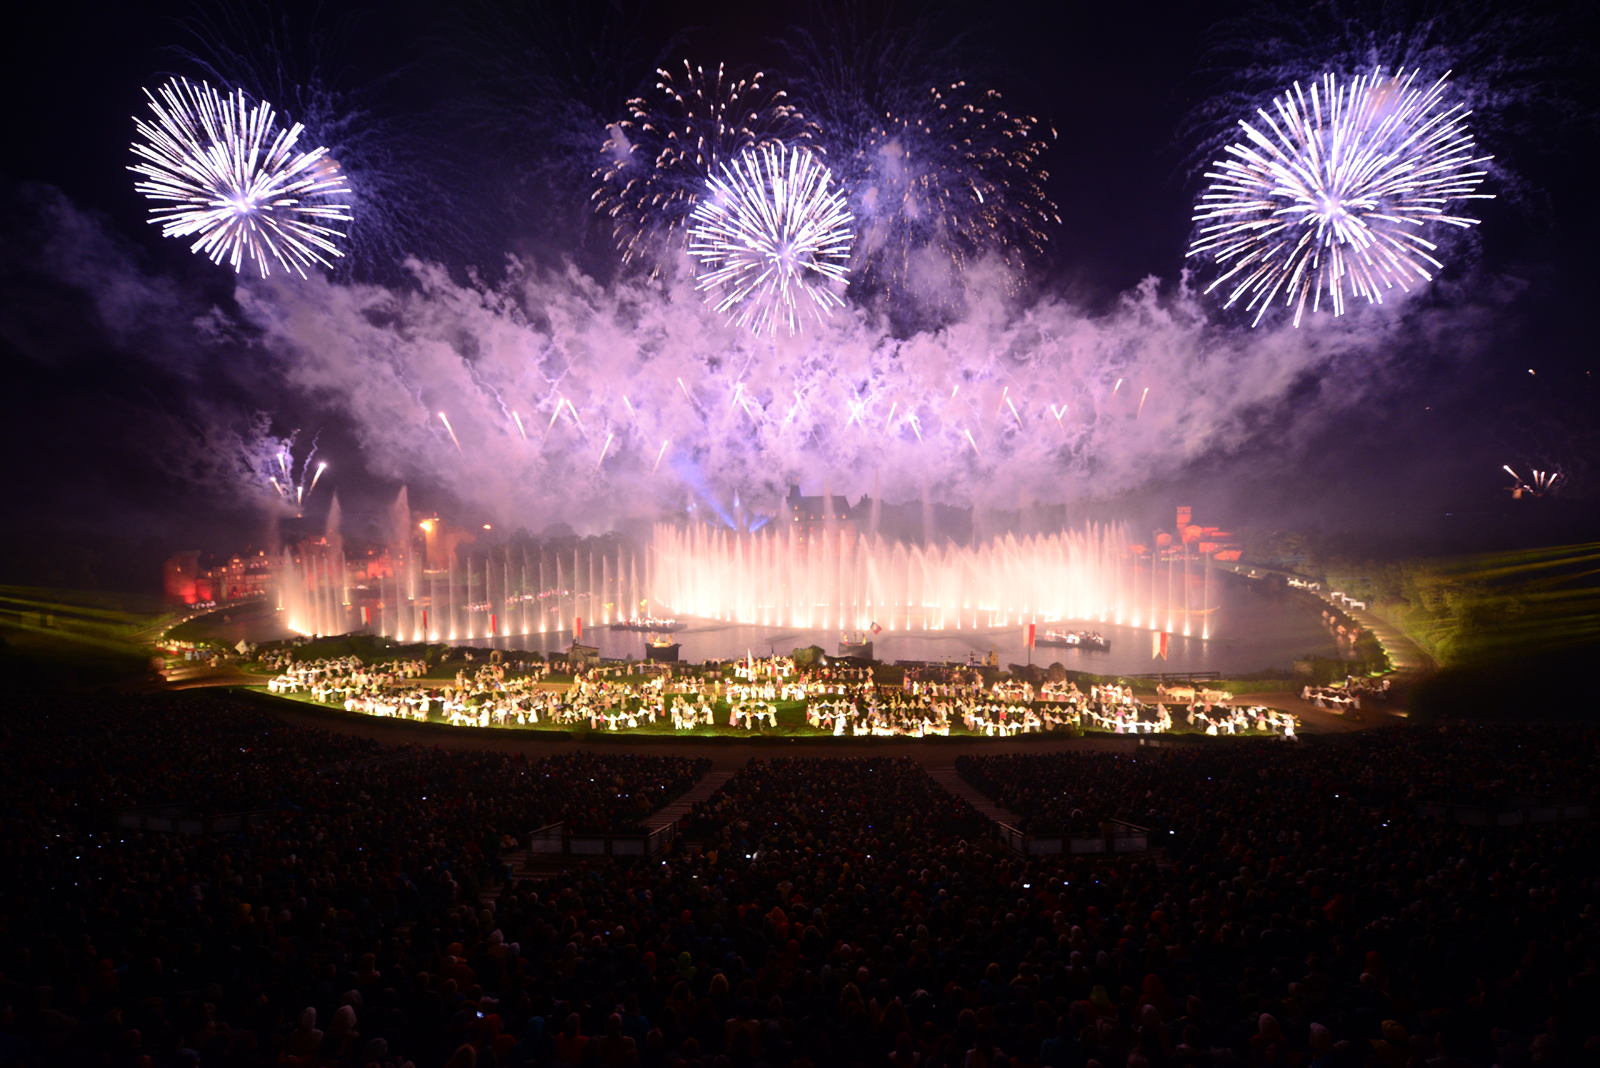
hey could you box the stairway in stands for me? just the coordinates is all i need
[645,767,737,840]
[491,764,741,888]
[924,764,1019,825]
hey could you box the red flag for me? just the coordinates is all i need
[361,605,370,625]
[422,609,428,633]
[1025,623,1036,648]
[870,621,882,635]
[490,613,497,636]
[1151,631,1169,659]
[575,616,583,640]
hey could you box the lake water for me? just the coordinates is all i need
[433,569,1344,676]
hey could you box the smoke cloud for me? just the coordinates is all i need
[236,249,1494,528]
[3,185,1501,534]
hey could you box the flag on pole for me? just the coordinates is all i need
[575,616,583,640]
[870,621,882,635]
[490,613,497,636]
[1151,631,1169,659]
[361,606,370,625]
[1025,623,1036,648]
[422,609,428,633]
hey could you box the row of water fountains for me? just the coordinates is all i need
[365,541,648,643]
[277,497,1217,645]
[276,497,349,638]
[650,520,1216,637]
[277,491,648,643]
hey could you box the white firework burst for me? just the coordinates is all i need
[130,76,352,277]
[687,143,854,337]
[1189,68,1492,326]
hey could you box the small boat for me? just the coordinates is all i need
[838,631,874,660]
[1035,629,1111,652]
[645,635,680,662]
[610,617,685,633]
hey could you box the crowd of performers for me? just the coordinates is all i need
[265,656,428,702]
[1302,674,1391,713]
[1321,607,1366,646]
[261,651,1300,738]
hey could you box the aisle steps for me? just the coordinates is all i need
[925,765,1019,824]
[490,766,741,888]
[645,767,738,835]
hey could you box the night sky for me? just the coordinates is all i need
[0,0,1595,590]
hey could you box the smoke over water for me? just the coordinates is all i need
[3,187,1497,535]
[234,249,1483,528]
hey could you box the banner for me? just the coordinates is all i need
[1151,631,1169,659]
[575,616,583,640]
[490,613,497,636]
[1025,623,1036,648]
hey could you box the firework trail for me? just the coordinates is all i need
[439,412,464,454]
[686,143,855,336]
[236,420,326,513]
[130,77,352,277]
[1504,465,1561,497]
[1188,69,1491,326]
[594,61,818,266]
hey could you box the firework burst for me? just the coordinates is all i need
[687,142,854,336]
[130,77,352,277]
[838,82,1058,293]
[783,13,1058,319]
[1188,68,1492,326]
[170,2,466,277]
[1183,0,1587,181]
[593,61,818,265]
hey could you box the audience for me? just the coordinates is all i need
[2,694,1597,1068]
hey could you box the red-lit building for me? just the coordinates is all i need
[162,551,272,606]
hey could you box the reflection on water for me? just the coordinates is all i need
[437,570,1344,675]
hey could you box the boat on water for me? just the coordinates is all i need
[610,617,685,633]
[838,630,874,660]
[645,634,680,662]
[1035,629,1111,652]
